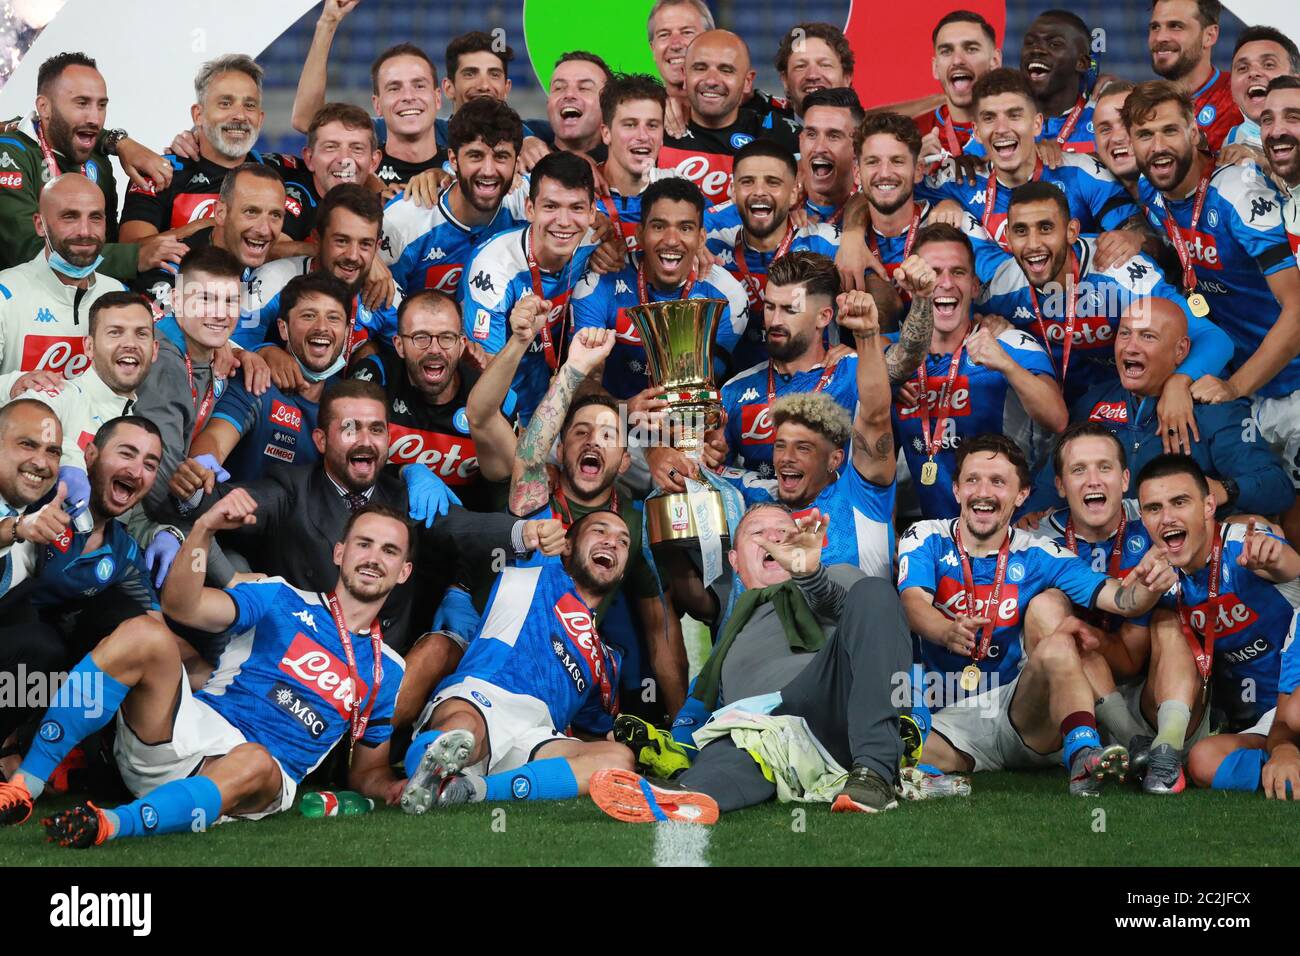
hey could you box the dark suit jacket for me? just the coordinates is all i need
[194,462,519,648]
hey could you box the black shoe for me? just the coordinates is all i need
[1142,742,1187,795]
[42,802,109,848]
[1127,734,1154,779]
[831,765,898,813]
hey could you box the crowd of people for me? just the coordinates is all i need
[2,0,1300,847]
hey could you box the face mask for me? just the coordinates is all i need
[295,350,346,383]
[45,236,103,280]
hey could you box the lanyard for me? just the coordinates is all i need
[1026,252,1080,385]
[323,591,384,748]
[732,224,794,307]
[954,522,1012,663]
[182,351,217,441]
[1055,94,1088,145]
[637,262,696,305]
[1160,168,1213,293]
[766,355,840,403]
[867,202,924,266]
[526,229,569,372]
[552,481,619,531]
[1064,512,1128,579]
[983,158,1044,236]
[32,115,86,181]
[915,339,966,463]
[1176,521,1223,686]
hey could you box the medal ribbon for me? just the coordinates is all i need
[953,522,1012,663]
[323,591,384,745]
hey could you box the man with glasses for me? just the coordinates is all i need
[351,289,514,512]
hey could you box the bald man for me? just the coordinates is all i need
[0,175,127,379]
[1025,299,1294,516]
[657,29,801,205]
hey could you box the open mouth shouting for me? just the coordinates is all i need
[1246,81,1269,109]
[808,154,836,186]
[989,133,1020,162]
[776,465,805,500]
[1159,525,1189,559]
[105,473,140,511]
[239,230,272,265]
[1145,149,1180,185]
[743,196,777,231]
[947,67,975,100]
[346,446,380,483]
[418,354,449,387]
[557,102,585,126]
[627,141,655,167]
[589,545,618,572]
[303,330,337,366]
[1019,248,1054,282]
[1081,490,1109,517]
[466,174,505,207]
[1266,134,1298,172]
[72,124,101,155]
[653,245,687,280]
[576,447,605,481]
[967,498,999,522]
[111,348,144,379]
[933,294,961,319]
[1024,58,1052,84]
[1107,141,1133,168]
[1119,354,1147,385]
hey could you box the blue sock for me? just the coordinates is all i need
[405,729,443,779]
[107,776,224,840]
[19,655,130,789]
[483,758,578,802]
[1062,723,1102,769]
[1210,748,1267,792]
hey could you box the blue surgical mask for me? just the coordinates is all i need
[296,351,345,383]
[44,236,103,280]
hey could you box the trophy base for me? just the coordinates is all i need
[645,489,729,548]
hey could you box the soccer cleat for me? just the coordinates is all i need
[831,765,899,813]
[400,729,475,815]
[899,714,924,769]
[1141,742,1187,795]
[1069,744,1130,796]
[435,774,478,808]
[1127,734,1154,780]
[613,714,693,779]
[589,768,719,825]
[0,777,34,826]
[42,802,111,849]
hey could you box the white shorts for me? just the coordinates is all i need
[1240,707,1276,738]
[1111,680,1210,747]
[113,666,295,822]
[930,676,1060,772]
[424,676,566,775]
[1253,394,1300,489]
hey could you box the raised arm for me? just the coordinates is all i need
[881,255,937,385]
[837,290,898,487]
[160,490,259,632]
[965,326,1069,433]
[1223,267,1300,401]
[291,0,359,134]
[466,295,542,481]
[508,325,614,516]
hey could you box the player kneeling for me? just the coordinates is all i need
[400,512,635,812]
[0,494,412,847]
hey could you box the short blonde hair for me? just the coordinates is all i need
[770,391,851,449]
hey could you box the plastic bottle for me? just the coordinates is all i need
[299,790,375,817]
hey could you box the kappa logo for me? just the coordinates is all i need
[738,387,759,403]
[1249,197,1277,223]
[615,279,631,295]
[1126,262,1150,283]
[423,247,447,262]
[940,551,961,568]
[1012,306,1033,321]
[190,172,210,185]
[0,152,16,169]
[393,399,410,415]
[292,609,318,633]
[34,307,55,324]
[469,271,495,294]
[378,165,400,183]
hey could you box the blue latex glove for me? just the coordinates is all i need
[146,528,182,589]
[193,453,230,484]
[57,465,91,518]
[401,464,461,528]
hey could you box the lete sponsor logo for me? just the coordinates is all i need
[171,192,220,229]
[422,262,464,294]
[279,632,369,719]
[896,374,973,419]
[270,400,302,432]
[613,308,643,345]
[740,403,775,444]
[1088,400,1128,424]
[934,577,1021,630]
[385,423,480,484]
[554,592,608,687]
[1182,595,1259,642]
[21,335,90,377]
[0,170,24,189]
[660,146,734,203]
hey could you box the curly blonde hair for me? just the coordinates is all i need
[770,391,851,449]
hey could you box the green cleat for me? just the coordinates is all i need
[613,714,694,779]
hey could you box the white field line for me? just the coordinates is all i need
[653,821,711,867]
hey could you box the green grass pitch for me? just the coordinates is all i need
[3,771,1296,867]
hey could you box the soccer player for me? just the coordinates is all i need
[702,141,840,370]
[380,98,528,299]
[921,69,1145,256]
[914,10,1002,160]
[1020,9,1098,154]
[892,223,1064,519]
[1261,77,1300,260]
[798,88,863,224]
[899,434,1176,793]
[0,498,414,845]
[1136,455,1300,793]
[717,252,861,479]
[594,73,677,254]
[657,30,801,206]
[1125,81,1300,511]
[572,176,748,399]
[1092,80,1141,197]
[1023,297,1291,518]
[1148,0,1243,153]
[460,152,603,424]
[979,180,1232,406]
[351,289,512,513]
[190,273,349,481]
[1222,26,1300,154]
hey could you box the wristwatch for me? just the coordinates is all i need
[1219,477,1240,508]
[100,128,129,155]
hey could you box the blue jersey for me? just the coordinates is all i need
[1155,522,1300,724]
[1035,499,1154,627]
[381,184,529,296]
[1136,164,1299,399]
[234,255,399,356]
[978,236,1232,404]
[890,326,1056,519]
[461,224,601,424]
[594,167,680,255]
[719,462,896,579]
[199,578,405,783]
[918,152,1139,249]
[719,354,860,477]
[209,376,328,480]
[1040,99,1097,154]
[703,201,841,371]
[30,519,157,612]
[571,261,749,398]
[444,555,622,736]
[898,521,1109,702]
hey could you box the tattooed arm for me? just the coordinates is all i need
[1094,548,1177,617]
[508,327,616,517]
[837,291,897,486]
[881,254,937,385]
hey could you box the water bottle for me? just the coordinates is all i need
[299,790,374,818]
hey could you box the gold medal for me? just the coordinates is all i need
[1187,293,1209,318]
[960,665,981,692]
[920,460,938,486]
